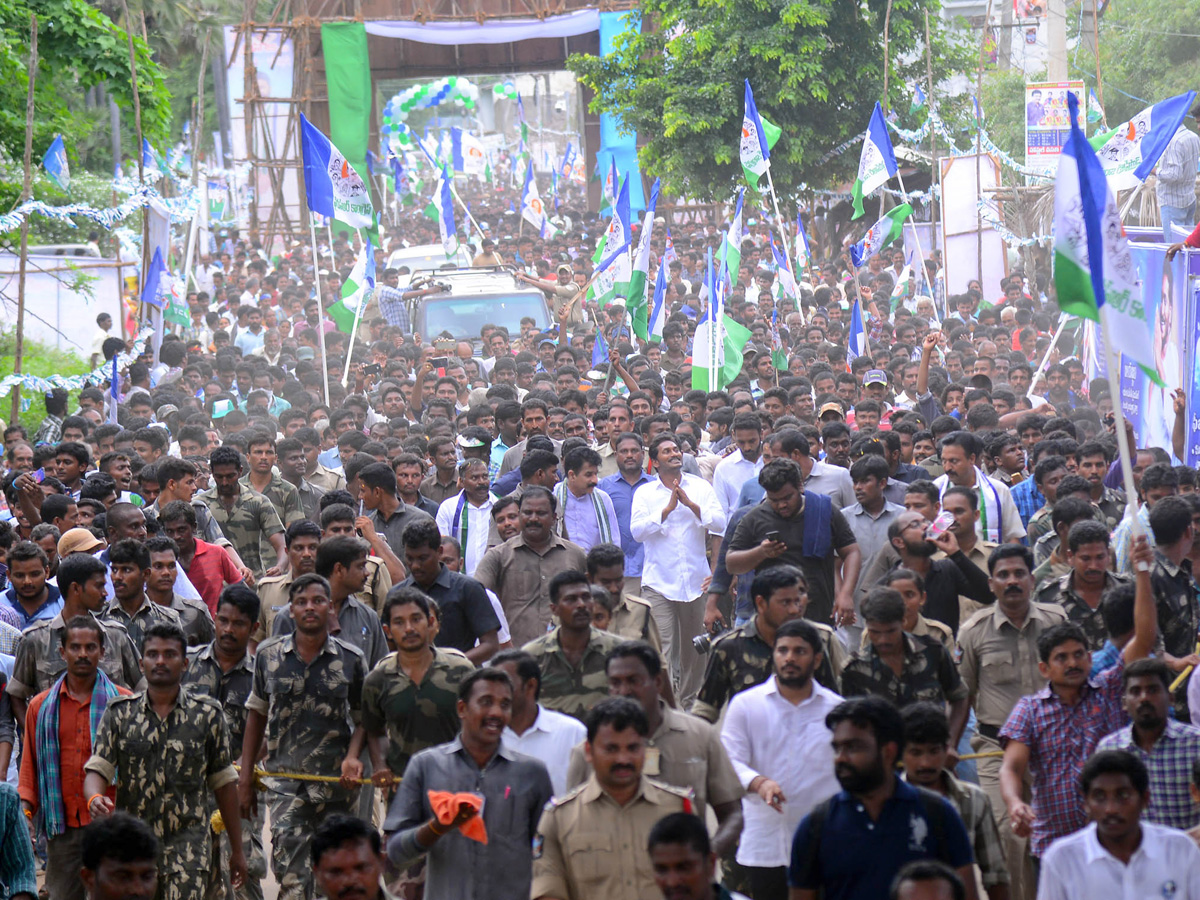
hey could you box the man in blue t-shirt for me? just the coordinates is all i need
[788,696,977,900]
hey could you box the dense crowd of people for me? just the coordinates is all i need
[0,175,1198,900]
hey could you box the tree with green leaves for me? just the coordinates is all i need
[568,0,971,200]
[0,0,169,182]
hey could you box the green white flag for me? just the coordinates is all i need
[628,179,660,341]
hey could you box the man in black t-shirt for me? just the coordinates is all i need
[725,459,861,628]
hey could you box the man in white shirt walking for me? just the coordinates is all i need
[434,459,497,578]
[1037,749,1200,900]
[631,433,726,707]
[720,595,843,900]
[491,649,585,796]
[712,413,766,518]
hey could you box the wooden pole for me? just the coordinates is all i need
[1091,0,1106,124]
[11,15,37,427]
[924,10,938,255]
[975,0,993,291]
[882,0,894,115]
[117,0,147,330]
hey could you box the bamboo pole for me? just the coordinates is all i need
[11,15,37,427]
[924,10,938,255]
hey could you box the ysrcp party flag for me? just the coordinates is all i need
[1056,92,1164,386]
[1089,91,1196,191]
[849,203,911,269]
[851,102,898,219]
[450,127,486,177]
[741,80,782,186]
[42,135,69,190]
[521,162,549,234]
[301,113,375,229]
[329,238,376,334]
[628,179,661,341]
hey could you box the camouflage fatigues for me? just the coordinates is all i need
[84,689,238,900]
[1149,551,1200,721]
[101,595,182,651]
[196,485,284,580]
[185,644,265,900]
[6,611,143,699]
[246,633,366,900]
[1026,505,1053,546]
[361,647,476,775]
[522,626,623,722]
[840,631,967,708]
[239,474,305,571]
[1095,487,1127,530]
[163,592,216,647]
[251,559,391,643]
[270,595,389,670]
[690,614,845,723]
[1035,570,1129,651]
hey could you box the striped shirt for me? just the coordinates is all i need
[1097,719,1200,830]
[1156,126,1200,208]
[376,284,411,331]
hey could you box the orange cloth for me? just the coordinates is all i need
[427,790,487,844]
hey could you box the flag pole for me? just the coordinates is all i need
[309,214,331,404]
[895,171,931,302]
[341,303,366,388]
[1100,308,1144,541]
[1025,315,1070,400]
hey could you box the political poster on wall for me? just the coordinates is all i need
[1025,81,1086,178]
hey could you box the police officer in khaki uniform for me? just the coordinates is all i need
[564,641,744,856]
[954,544,1065,900]
[533,698,693,900]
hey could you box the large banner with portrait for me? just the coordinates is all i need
[1120,242,1187,460]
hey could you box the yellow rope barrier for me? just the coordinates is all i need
[212,767,402,833]
[1169,641,1200,692]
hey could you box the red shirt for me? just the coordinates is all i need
[19,681,133,826]
[183,538,243,615]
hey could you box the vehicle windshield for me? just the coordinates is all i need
[387,246,471,273]
[421,294,550,340]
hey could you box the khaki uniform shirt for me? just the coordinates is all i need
[253,558,391,642]
[522,626,623,722]
[564,700,744,814]
[532,775,693,900]
[607,594,662,651]
[308,463,346,493]
[474,534,588,649]
[956,601,1067,731]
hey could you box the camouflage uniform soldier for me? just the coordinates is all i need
[362,587,476,782]
[7,552,143,723]
[101,538,183,649]
[184,584,265,900]
[197,447,285,579]
[522,571,622,722]
[238,573,368,900]
[240,433,306,568]
[83,621,246,900]
[145,535,216,647]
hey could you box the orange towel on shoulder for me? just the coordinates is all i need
[427,790,488,844]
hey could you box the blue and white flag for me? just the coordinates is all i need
[1092,91,1197,191]
[847,297,868,366]
[450,127,486,176]
[795,212,812,273]
[771,235,797,300]
[648,262,668,343]
[366,149,376,176]
[432,167,457,257]
[911,82,927,112]
[42,135,69,190]
[663,229,677,269]
[108,355,120,425]
[851,102,898,219]
[140,248,169,310]
[559,143,578,179]
[591,326,609,370]
[300,113,375,229]
[521,162,549,233]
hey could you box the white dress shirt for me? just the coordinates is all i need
[630,474,726,601]
[712,450,764,521]
[720,676,843,868]
[1037,821,1200,900]
[436,491,495,578]
[933,466,1026,544]
[503,704,587,796]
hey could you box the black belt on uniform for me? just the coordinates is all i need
[977,722,1001,740]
